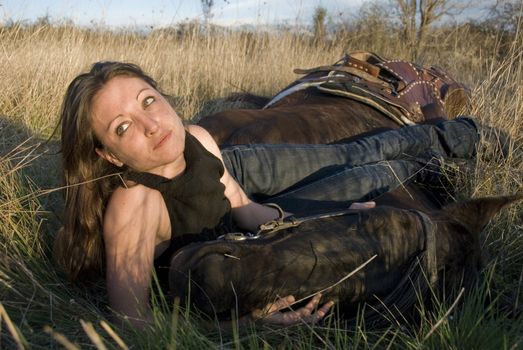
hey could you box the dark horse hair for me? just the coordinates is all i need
[54,61,161,281]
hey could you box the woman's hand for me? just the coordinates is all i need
[250,293,334,326]
[349,201,376,210]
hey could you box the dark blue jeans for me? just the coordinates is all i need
[220,117,479,212]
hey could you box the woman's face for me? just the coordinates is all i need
[90,75,186,178]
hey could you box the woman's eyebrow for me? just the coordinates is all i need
[102,87,153,132]
[106,114,123,132]
[136,87,150,100]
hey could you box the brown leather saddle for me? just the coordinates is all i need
[268,51,471,125]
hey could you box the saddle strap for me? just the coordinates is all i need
[256,206,360,236]
[220,205,360,242]
[294,65,387,87]
[289,51,471,124]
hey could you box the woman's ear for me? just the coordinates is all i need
[95,148,124,167]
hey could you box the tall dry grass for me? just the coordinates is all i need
[0,20,522,348]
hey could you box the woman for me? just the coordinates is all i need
[54,61,479,328]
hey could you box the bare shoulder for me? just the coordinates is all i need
[186,124,222,158]
[104,184,165,241]
[106,184,161,216]
[186,124,213,141]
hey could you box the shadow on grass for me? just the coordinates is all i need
[0,115,63,240]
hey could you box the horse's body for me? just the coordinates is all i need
[199,89,401,146]
[169,53,517,323]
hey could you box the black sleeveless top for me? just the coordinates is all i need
[123,132,236,280]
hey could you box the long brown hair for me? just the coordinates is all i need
[54,62,160,281]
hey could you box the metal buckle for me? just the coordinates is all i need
[218,232,260,241]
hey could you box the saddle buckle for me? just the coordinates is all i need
[220,232,260,241]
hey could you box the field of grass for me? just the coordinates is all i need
[0,18,522,349]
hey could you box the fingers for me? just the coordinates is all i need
[314,300,335,321]
[349,201,376,210]
[253,293,335,326]
[286,293,334,325]
[302,292,322,314]
[303,294,335,323]
[251,295,294,320]
[266,295,295,314]
[280,293,334,325]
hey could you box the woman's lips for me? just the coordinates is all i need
[154,131,172,150]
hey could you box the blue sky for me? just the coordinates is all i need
[0,0,369,28]
[0,1,494,29]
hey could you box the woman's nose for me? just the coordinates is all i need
[140,115,159,136]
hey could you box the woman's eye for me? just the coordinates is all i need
[143,96,155,107]
[116,122,130,136]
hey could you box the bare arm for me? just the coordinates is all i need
[103,185,166,328]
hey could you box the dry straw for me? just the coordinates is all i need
[0,17,521,348]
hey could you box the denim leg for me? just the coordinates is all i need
[266,158,438,213]
[343,116,479,164]
[220,117,479,197]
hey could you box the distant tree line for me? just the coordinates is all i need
[2,0,520,60]
[311,0,522,59]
